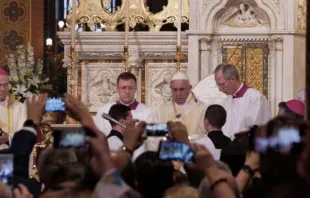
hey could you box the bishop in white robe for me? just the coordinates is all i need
[214,63,272,139]
[156,72,207,137]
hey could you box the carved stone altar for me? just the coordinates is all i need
[58,0,306,115]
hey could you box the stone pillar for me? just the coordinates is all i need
[187,35,199,85]
[128,46,142,101]
[273,37,284,113]
[200,37,213,79]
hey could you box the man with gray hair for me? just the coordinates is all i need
[214,63,271,139]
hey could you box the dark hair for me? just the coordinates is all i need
[117,72,137,85]
[134,151,174,198]
[278,102,304,120]
[204,104,227,129]
[108,104,131,126]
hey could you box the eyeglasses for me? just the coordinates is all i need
[217,79,229,87]
[118,86,136,92]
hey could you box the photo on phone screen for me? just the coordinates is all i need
[145,123,169,136]
[45,97,65,112]
[53,128,88,148]
[158,141,194,164]
[255,127,300,153]
[0,154,13,185]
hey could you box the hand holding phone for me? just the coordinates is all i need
[158,141,194,164]
[0,154,13,185]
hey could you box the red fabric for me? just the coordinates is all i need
[233,84,249,99]
[36,128,43,142]
[285,99,305,116]
[0,69,8,76]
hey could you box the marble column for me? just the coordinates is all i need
[273,37,284,113]
[187,35,200,85]
[200,37,213,79]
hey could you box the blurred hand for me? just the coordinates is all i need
[13,184,33,198]
[86,127,114,177]
[123,121,146,151]
[245,151,260,170]
[110,151,131,171]
[191,143,216,171]
[63,94,95,128]
[26,94,48,125]
[167,121,190,144]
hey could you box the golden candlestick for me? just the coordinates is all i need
[124,46,131,72]
[70,46,77,96]
[176,45,182,71]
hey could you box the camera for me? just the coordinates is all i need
[53,127,92,148]
[45,97,65,112]
[0,154,13,185]
[158,141,194,164]
[145,123,169,137]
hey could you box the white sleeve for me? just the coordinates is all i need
[107,137,123,151]
[94,107,112,136]
[248,95,272,127]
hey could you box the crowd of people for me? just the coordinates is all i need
[0,63,308,198]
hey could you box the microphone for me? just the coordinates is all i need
[102,113,127,128]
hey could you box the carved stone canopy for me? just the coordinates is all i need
[66,0,189,32]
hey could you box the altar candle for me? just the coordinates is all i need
[125,0,129,47]
[177,0,182,46]
[71,0,76,49]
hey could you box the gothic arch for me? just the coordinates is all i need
[202,0,280,31]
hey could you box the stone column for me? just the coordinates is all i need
[128,46,142,101]
[273,37,284,113]
[200,37,213,79]
[187,35,200,85]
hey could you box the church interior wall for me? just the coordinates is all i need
[293,34,306,98]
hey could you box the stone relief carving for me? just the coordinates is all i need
[269,0,280,12]
[297,0,307,31]
[145,63,187,107]
[81,63,125,111]
[221,3,268,28]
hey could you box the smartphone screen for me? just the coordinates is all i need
[45,97,65,112]
[0,154,13,185]
[53,128,88,148]
[145,123,169,136]
[255,127,300,153]
[158,141,194,164]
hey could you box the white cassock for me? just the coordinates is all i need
[191,136,220,160]
[156,93,207,137]
[222,83,272,139]
[0,96,27,149]
[94,99,156,135]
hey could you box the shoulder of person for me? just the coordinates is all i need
[97,101,116,114]
[246,88,267,100]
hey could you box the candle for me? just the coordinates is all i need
[46,38,53,46]
[71,0,76,49]
[125,0,129,47]
[177,0,182,46]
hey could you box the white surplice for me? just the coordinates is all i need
[0,96,27,149]
[94,100,156,136]
[222,84,272,139]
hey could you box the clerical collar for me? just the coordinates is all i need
[233,83,249,99]
[116,99,139,110]
[0,97,8,107]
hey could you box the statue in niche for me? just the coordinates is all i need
[88,71,118,105]
[222,3,267,28]
[155,72,173,102]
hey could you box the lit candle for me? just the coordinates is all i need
[71,0,76,49]
[46,38,53,46]
[177,0,182,46]
[125,0,129,47]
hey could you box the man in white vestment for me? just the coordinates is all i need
[214,63,272,139]
[156,72,207,137]
[0,69,27,149]
[95,72,156,135]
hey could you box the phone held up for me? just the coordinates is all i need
[0,154,13,185]
[45,97,65,112]
[145,123,169,137]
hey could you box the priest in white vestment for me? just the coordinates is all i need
[94,72,156,135]
[0,69,27,149]
[214,64,272,139]
[156,72,207,137]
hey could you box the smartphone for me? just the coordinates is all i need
[145,123,169,136]
[53,128,90,148]
[0,154,13,185]
[45,97,65,112]
[255,127,301,153]
[158,141,194,164]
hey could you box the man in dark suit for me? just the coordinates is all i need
[204,104,231,149]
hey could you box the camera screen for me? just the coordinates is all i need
[45,97,65,112]
[53,128,88,148]
[255,127,300,153]
[0,154,13,185]
[146,123,169,136]
[158,141,194,164]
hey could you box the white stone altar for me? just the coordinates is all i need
[57,0,306,115]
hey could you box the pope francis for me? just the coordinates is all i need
[0,69,27,149]
[156,72,207,137]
